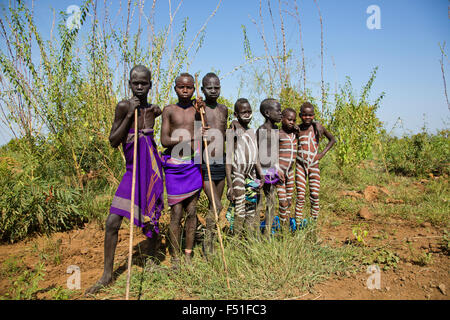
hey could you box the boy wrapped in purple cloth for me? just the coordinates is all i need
[110,127,164,234]
[86,65,163,295]
[161,72,204,269]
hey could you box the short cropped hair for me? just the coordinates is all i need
[130,65,151,80]
[282,107,296,118]
[175,72,194,85]
[260,98,279,116]
[202,72,220,86]
[234,98,250,113]
[299,102,315,114]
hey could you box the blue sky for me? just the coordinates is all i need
[0,0,449,144]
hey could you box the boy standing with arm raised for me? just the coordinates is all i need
[295,102,336,225]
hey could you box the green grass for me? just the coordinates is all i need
[0,257,27,279]
[1,262,46,300]
[30,238,63,266]
[318,156,449,228]
[370,175,449,227]
[101,226,364,300]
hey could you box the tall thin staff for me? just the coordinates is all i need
[125,108,138,300]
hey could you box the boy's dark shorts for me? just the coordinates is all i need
[201,158,226,182]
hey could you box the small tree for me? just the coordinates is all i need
[330,67,385,169]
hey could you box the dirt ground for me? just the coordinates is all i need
[304,217,449,300]
[0,190,449,300]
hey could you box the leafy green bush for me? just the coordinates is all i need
[0,155,86,243]
[381,129,450,177]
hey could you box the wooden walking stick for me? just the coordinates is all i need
[195,74,231,290]
[125,107,138,300]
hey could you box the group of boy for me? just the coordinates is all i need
[86,65,335,295]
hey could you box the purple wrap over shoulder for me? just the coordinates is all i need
[110,128,164,238]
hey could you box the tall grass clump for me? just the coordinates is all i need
[105,228,363,299]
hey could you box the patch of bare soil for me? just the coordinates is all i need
[309,217,449,300]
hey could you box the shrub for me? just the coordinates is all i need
[0,155,86,243]
[381,129,450,177]
[329,68,384,169]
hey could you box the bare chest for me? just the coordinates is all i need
[204,106,227,132]
[170,106,197,132]
[130,106,156,130]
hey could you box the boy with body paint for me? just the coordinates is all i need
[295,102,336,224]
[256,98,282,236]
[226,98,264,237]
[276,108,298,227]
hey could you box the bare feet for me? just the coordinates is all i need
[85,275,113,296]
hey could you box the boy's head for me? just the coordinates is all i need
[129,65,152,98]
[234,98,252,126]
[299,102,315,125]
[174,73,195,102]
[201,73,221,102]
[260,98,282,123]
[281,108,297,131]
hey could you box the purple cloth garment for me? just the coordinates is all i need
[110,128,164,238]
[263,167,280,185]
[162,152,203,206]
